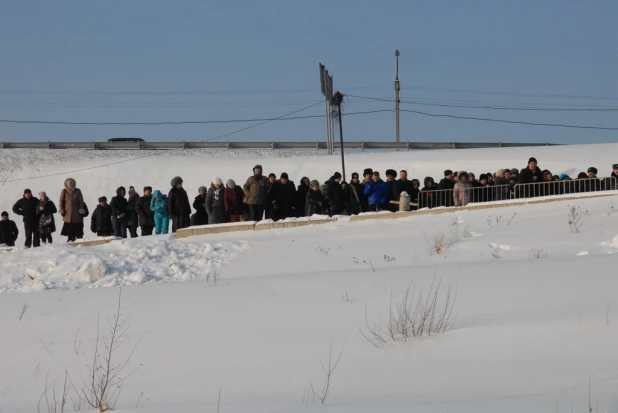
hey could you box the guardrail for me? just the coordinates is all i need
[0,141,561,151]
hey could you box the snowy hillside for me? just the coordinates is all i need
[1,145,618,412]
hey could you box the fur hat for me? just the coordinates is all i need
[170,176,183,187]
[363,168,373,176]
[280,172,289,180]
[528,157,538,164]
[510,168,519,175]
[444,170,453,177]
[1,211,8,217]
[143,186,152,192]
[386,169,397,177]
[458,171,469,180]
[64,178,76,190]
[213,177,223,185]
[577,172,588,179]
[351,172,359,179]
[24,189,32,195]
[98,196,107,203]
[479,174,488,181]
[253,165,263,172]
[198,186,207,193]
[588,167,598,175]
[226,179,236,189]
[613,164,618,170]
[310,180,320,188]
[38,191,46,197]
[333,172,342,180]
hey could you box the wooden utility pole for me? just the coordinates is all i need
[332,91,346,181]
[395,49,401,145]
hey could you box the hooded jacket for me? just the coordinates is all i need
[192,193,208,226]
[136,194,155,226]
[224,184,246,217]
[206,184,226,224]
[296,178,310,216]
[37,197,57,233]
[168,183,191,218]
[58,178,86,224]
[326,177,345,214]
[110,187,128,219]
[305,189,325,217]
[364,179,389,206]
[150,190,169,216]
[243,174,270,206]
[420,177,437,209]
[91,203,113,235]
[453,172,472,207]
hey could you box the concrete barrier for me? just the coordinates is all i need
[350,192,618,223]
[70,238,115,247]
[175,221,257,239]
[254,217,337,231]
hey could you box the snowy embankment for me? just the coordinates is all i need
[1,145,618,412]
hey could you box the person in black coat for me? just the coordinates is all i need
[0,211,19,247]
[305,180,325,216]
[12,188,40,248]
[326,172,344,215]
[437,170,455,207]
[191,186,208,226]
[384,169,399,212]
[420,177,438,209]
[168,176,191,233]
[136,186,155,236]
[110,186,128,238]
[345,172,364,215]
[296,177,310,218]
[36,192,57,245]
[91,197,114,237]
[270,173,297,221]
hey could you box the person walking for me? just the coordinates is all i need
[58,178,87,242]
[243,165,270,222]
[90,197,114,237]
[224,179,246,222]
[110,186,128,238]
[12,189,40,248]
[126,186,140,238]
[150,190,170,235]
[0,211,19,247]
[136,186,155,236]
[206,177,226,224]
[36,191,57,245]
[191,186,208,226]
[168,176,191,232]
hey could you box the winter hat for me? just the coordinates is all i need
[170,176,183,187]
[64,178,76,189]
[587,167,598,174]
[24,189,32,195]
[412,179,420,185]
[424,176,434,186]
[559,174,569,181]
[363,168,373,177]
[38,191,46,197]
[253,165,263,172]
[213,177,223,185]
[143,186,152,192]
[444,170,453,177]
[333,172,342,180]
[1,211,8,217]
[117,186,126,196]
[98,196,107,203]
[479,174,488,181]
[552,175,559,181]
[577,172,588,179]
[459,171,469,180]
[613,164,618,170]
[226,179,236,189]
[496,169,506,178]
[386,169,397,177]
[198,186,207,193]
[510,168,519,175]
[351,172,359,179]
[280,172,289,180]
[468,173,476,178]
[319,184,327,191]
[310,180,320,188]
[268,173,276,179]
[128,186,136,194]
[341,181,348,186]
[528,157,538,164]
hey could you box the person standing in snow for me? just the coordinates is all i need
[136,186,155,236]
[191,186,208,226]
[168,176,191,233]
[0,211,19,247]
[453,171,472,207]
[37,191,57,245]
[110,186,128,238]
[437,170,455,207]
[420,177,438,209]
[243,165,270,222]
[150,190,170,235]
[305,180,325,216]
[91,196,114,237]
[269,172,297,221]
[345,172,364,215]
[364,171,389,212]
[265,173,277,220]
[385,169,399,212]
[326,172,344,216]
[296,177,311,218]
[206,177,226,224]
[12,188,40,248]
[58,178,87,243]
[224,179,246,222]
[126,186,140,238]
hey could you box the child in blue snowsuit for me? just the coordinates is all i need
[150,190,170,235]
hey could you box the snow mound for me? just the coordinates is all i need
[576,251,590,256]
[79,257,108,283]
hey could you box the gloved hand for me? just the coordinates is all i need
[272,200,280,210]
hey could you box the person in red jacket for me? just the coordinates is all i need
[224,179,246,222]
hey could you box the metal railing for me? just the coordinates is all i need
[0,141,561,151]
[417,177,617,209]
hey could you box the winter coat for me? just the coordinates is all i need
[345,183,364,215]
[395,179,414,197]
[168,186,191,217]
[37,198,57,233]
[206,184,226,224]
[126,194,139,226]
[58,178,86,224]
[90,204,114,235]
[136,195,155,226]
[224,186,246,217]
[110,187,128,219]
[325,177,345,214]
[243,175,270,206]
[12,196,39,223]
[437,178,455,207]
[191,194,208,226]
[453,181,472,207]
[150,190,169,216]
[470,181,489,203]
[305,189,325,216]
[270,179,297,220]
[364,179,389,206]
[0,220,19,246]
[296,179,310,217]
[493,177,511,201]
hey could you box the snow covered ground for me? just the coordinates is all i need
[1,145,618,412]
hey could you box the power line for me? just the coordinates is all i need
[401,85,618,101]
[347,94,618,111]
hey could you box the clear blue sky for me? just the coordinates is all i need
[1,0,617,143]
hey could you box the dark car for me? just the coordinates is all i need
[107,137,145,143]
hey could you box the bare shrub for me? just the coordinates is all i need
[341,291,356,303]
[529,248,549,260]
[361,278,458,347]
[19,301,29,321]
[207,268,221,287]
[38,370,69,413]
[462,223,473,238]
[305,341,346,404]
[567,206,584,233]
[490,251,501,260]
[424,231,457,256]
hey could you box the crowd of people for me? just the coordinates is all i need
[1,159,617,248]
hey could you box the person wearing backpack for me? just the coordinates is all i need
[150,190,170,235]
[36,191,57,245]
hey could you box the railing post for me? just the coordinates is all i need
[226,141,230,150]
[361,141,365,152]
[272,141,275,151]
[1,141,4,149]
[47,141,51,149]
[182,141,186,150]
[453,142,456,149]
[316,141,319,151]
[92,141,96,150]
[499,142,502,147]
[137,140,141,150]
[406,141,410,151]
